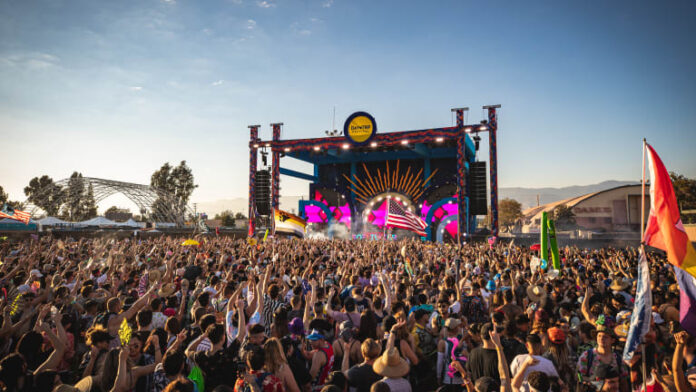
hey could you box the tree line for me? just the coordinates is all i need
[0,161,196,222]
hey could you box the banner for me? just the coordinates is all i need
[274,209,306,238]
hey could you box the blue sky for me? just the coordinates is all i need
[1,0,695,211]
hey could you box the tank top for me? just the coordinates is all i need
[313,344,335,391]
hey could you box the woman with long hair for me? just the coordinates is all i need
[264,337,300,392]
[544,327,576,391]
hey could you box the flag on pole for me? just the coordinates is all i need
[0,204,31,224]
[643,144,696,277]
[674,266,696,337]
[622,248,652,361]
[385,198,427,237]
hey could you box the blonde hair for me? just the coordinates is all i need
[263,338,287,373]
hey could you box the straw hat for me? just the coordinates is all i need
[610,277,630,292]
[148,269,162,284]
[444,318,461,330]
[373,347,410,378]
[527,285,547,303]
[158,283,177,298]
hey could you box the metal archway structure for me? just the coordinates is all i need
[24,177,194,225]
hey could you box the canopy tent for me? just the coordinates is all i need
[117,218,144,228]
[36,216,68,226]
[75,216,118,227]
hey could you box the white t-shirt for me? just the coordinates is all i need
[510,354,559,392]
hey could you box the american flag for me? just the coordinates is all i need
[385,198,427,236]
[0,204,31,225]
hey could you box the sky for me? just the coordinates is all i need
[1,0,695,213]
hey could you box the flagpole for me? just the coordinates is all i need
[640,138,648,392]
[641,138,647,244]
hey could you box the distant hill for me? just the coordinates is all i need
[500,180,637,209]
[194,180,636,216]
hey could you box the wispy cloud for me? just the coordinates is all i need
[129,86,143,92]
[161,0,176,4]
[257,0,275,8]
[246,19,257,30]
[211,80,224,86]
[0,52,60,70]
[322,0,333,8]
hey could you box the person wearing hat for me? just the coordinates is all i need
[543,327,575,390]
[577,325,628,390]
[526,285,547,309]
[510,334,558,392]
[307,329,335,391]
[374,321,411,392]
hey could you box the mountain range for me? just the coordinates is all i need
[195,180,637,217]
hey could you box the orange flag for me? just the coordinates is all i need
[644,143,696,277]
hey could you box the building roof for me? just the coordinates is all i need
[522,184,641,221]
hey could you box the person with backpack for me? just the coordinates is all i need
[577,326,629,392]
[437,318,467,391]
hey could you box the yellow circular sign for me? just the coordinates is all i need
[344,112,377,145]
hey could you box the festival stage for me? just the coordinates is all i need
[247,107,501,242]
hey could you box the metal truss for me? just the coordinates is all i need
[24,177,194,225]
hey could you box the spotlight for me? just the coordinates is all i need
[265,143,271,147]
[313,146,320,151]
[370,142,378,148]
[395,197,401,201]
[435,137,444,143]
[479,125,487,131]
[284,147,291,152]
[419,204,423,208]
[401,140,408,145]
[464,127,472,133]
[253,144,259,148]
[342,143,350,149]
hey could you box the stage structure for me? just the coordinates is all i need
[248,106,501,242]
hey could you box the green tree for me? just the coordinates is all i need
[62,172,86,220]
[671,172,696,223]
[83,183,97,219]
[234,212,246,220]
[214,210,236,227]
[553,204,577,229]
[499,198,523,232]
[150,161,197,222]
[24,175,64,216]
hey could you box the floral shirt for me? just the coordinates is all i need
[577,348,628,382]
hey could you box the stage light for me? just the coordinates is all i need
[387,195,392,199]
[435,137,444,143]
[395,197,401,201]
[313,146,320,151]
[464,127,472,133]
[448,200,453,204]
[342,143,350,149]
[401,140,408,145]
[284,148,291,152]
[253,144,259,148]
[265,143,271,147]
[419,204,423,208]
[370,142,378,148]
[479,125,487,131]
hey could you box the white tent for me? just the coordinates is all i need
[36,216,68,226]
[118,218,144,228]
[76,216,118,227]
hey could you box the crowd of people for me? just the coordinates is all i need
[0,235,691,392]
